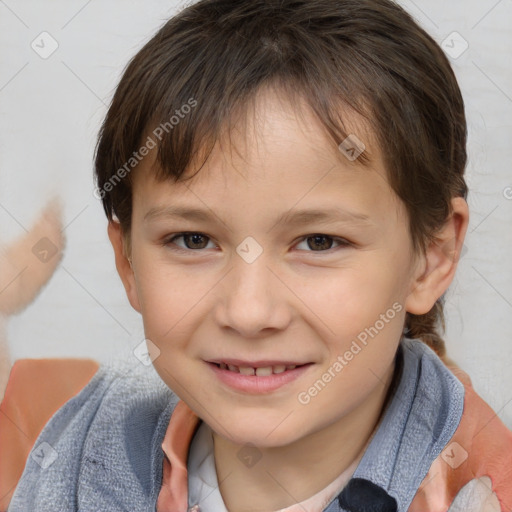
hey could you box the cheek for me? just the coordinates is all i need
[301,262,407,335]
[295,263,407,394]
[134,258,209,337]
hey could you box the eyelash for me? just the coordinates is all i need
[161,232,352,254]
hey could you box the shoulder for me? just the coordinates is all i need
[409,350,512,511]
[0,358,100,511]
[18,356,177,448]
[5,357,178,512]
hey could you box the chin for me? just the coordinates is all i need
[207,408,310,448]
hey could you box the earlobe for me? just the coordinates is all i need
[107,222,142,313]
[405,197,469,315]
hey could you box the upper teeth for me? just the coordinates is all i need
[219,363,296,375]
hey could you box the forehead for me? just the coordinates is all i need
[133,87,403,225]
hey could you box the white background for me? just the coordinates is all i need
[0,0,511,426]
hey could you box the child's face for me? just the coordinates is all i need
[121,88,425,447]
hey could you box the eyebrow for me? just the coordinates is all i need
[143,205,373,229]
[270,208,372,229]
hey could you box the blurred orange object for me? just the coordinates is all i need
[0,358,99,512]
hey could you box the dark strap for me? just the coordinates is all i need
[338,478,398,512]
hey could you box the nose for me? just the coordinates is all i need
[215,252,292,338]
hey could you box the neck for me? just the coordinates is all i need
[212,358,398,512]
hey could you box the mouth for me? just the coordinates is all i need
[206,359,313,393]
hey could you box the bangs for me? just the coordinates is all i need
[147,77,373,185]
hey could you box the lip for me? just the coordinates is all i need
[206,361,313,394]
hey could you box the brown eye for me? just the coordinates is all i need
[295,234,351,253]
[164,232,214,251]
[182,233,210,249]
[306,235,334,251]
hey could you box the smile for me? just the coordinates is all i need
[206,360,313,393]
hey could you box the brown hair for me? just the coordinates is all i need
[94,0,468,359]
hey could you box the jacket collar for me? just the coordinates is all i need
[324,338,465,512]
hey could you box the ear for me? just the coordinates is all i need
[107,221,141,313]
[405,197,469,315]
